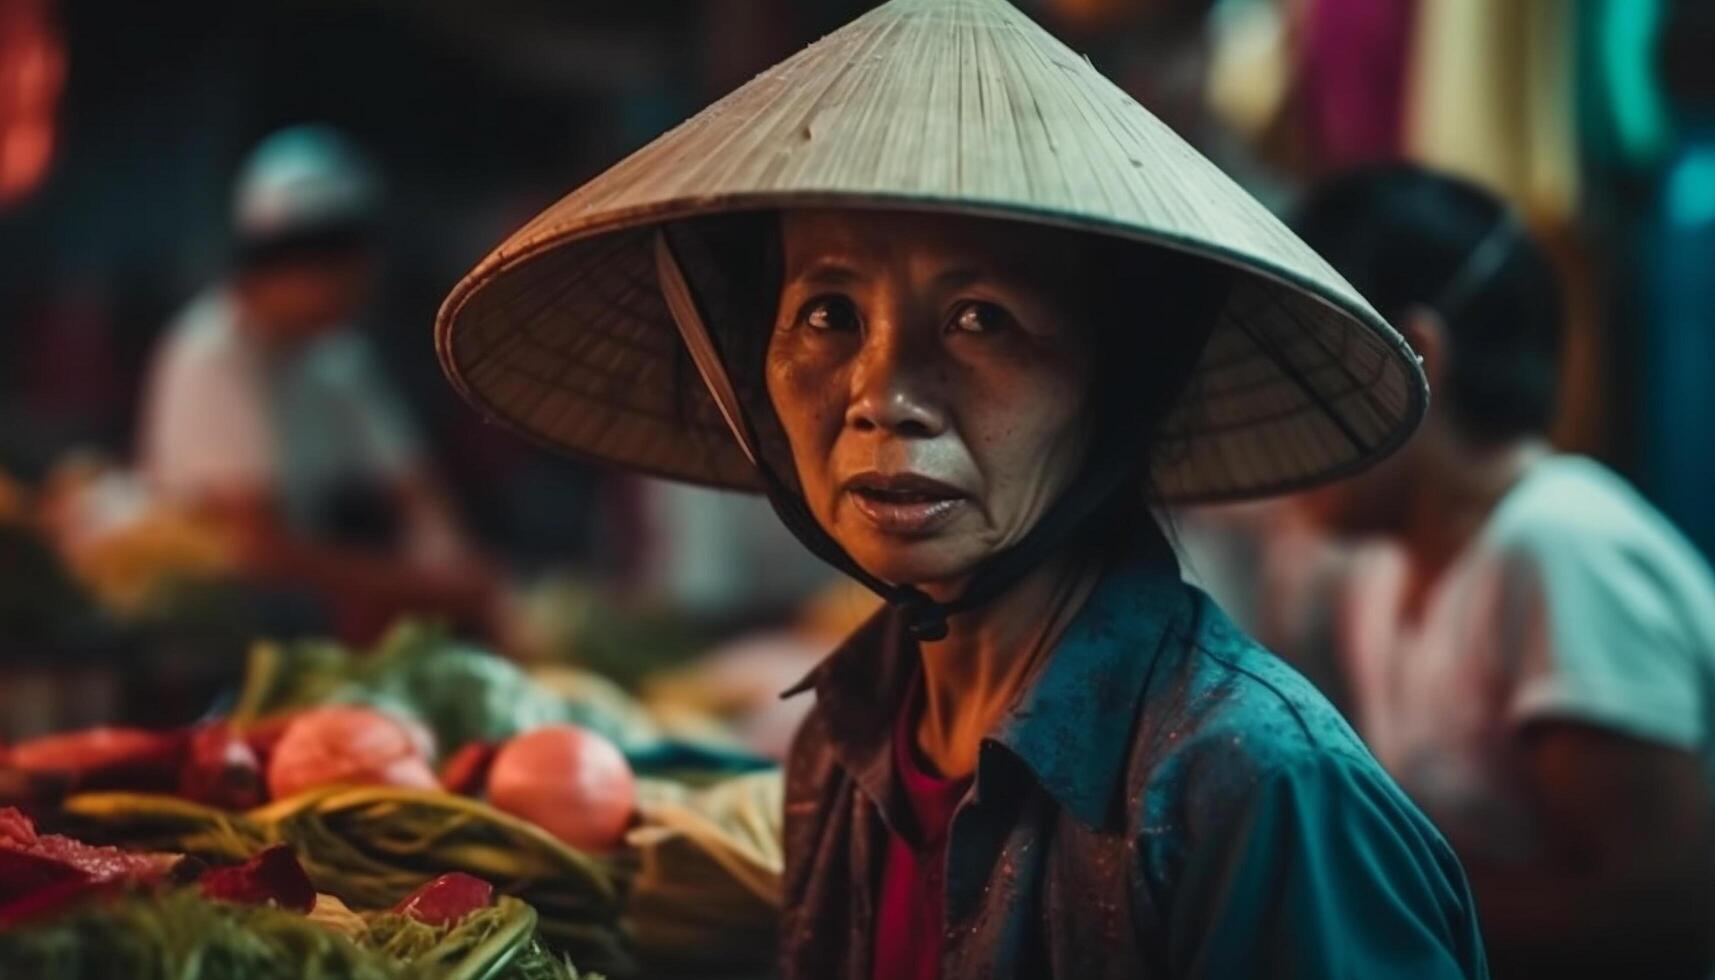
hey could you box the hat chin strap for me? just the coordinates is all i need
[654,232,1133,642]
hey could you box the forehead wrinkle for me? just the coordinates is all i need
[783,211,1082,300]
[928,266,985,293]
[926,258,1057,295]
[787,256,867,290]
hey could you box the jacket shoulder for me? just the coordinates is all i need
[1129,591,1385,822]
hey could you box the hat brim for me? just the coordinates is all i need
[437,0,1427,503]
[439,190,1425,503]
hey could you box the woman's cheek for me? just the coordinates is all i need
[767,340,817,420]
[977,364,1090,497]
[768,349,846,478]
[978,350,1085,427]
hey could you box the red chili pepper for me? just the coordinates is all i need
[6,727,189,794]
[178,722,263,810]
[240,713,300,773]
[392,872,494,926]
[437,742,498,797]
[198,845,315,913]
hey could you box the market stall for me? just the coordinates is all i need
[0,545,791,979]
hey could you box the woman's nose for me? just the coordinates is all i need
[844,324,947,438]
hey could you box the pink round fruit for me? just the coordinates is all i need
[265,706,437,801]
[485,724,636,851]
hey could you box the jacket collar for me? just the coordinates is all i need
[987,535,1188,828]
[783,606,917,824]
[783,525,1189,831]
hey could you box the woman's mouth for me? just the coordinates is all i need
[842,472,968,536]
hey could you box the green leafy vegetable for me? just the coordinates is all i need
[352,625,637,754]
[60,789,632,976]
[362,897,581,980]
[232,622,658,757]
[0,888,394,980]
[0,888,601,980]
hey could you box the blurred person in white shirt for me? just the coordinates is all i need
[139,125,493,641]
[1291,164,1715,979]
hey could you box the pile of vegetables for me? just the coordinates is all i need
[232,623,658,759]
[0,804,594,979]
[58,780,632,971]
[233,621,768,777]
[2,619,787,976]
[1,874,595,980]
[55,770,787,976]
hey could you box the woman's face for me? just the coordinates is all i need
[765,210,1097,589]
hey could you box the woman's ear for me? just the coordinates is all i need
[1398,305,1449,397]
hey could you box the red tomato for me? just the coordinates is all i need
[393,872,494,926]
[485,724,636,851]
[438,742,498,797]
[178,722,263,810]
[6,727,187,793]
[265,707,437,801]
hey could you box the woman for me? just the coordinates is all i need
[437,1,1487,976]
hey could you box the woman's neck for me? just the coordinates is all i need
[910,545,1105,779]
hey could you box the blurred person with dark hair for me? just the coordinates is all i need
[139,125,493,641]
[1295,163,1715,979]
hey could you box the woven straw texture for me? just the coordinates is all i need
[437,0,1427,502]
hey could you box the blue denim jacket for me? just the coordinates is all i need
[779,532,1487,979]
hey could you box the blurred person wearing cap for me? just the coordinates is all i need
[1294,164,1715,979]
[139,125,494,641]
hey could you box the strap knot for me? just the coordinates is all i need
[897,587,950,642]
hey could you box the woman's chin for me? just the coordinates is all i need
[842,535,984,592]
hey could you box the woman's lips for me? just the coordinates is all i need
[842,473,968,536]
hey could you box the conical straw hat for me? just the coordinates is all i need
[437,0,1426,502]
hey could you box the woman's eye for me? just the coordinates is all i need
[950,301,1011,335]
[801,296,860,333]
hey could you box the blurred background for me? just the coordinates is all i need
[0,0,1711,746]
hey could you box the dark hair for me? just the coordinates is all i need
[1292,164,1563,443]
[1078,233,1225,482]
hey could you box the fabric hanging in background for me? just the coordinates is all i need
[1295,0,1417,172]
[1639,128,1715,562]
[1577,0,1673,176]
[1407,1,1613,464]
[1405,0,1580,225]
[1204,0,1293,143]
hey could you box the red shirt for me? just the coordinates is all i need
[872,688,972,980]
